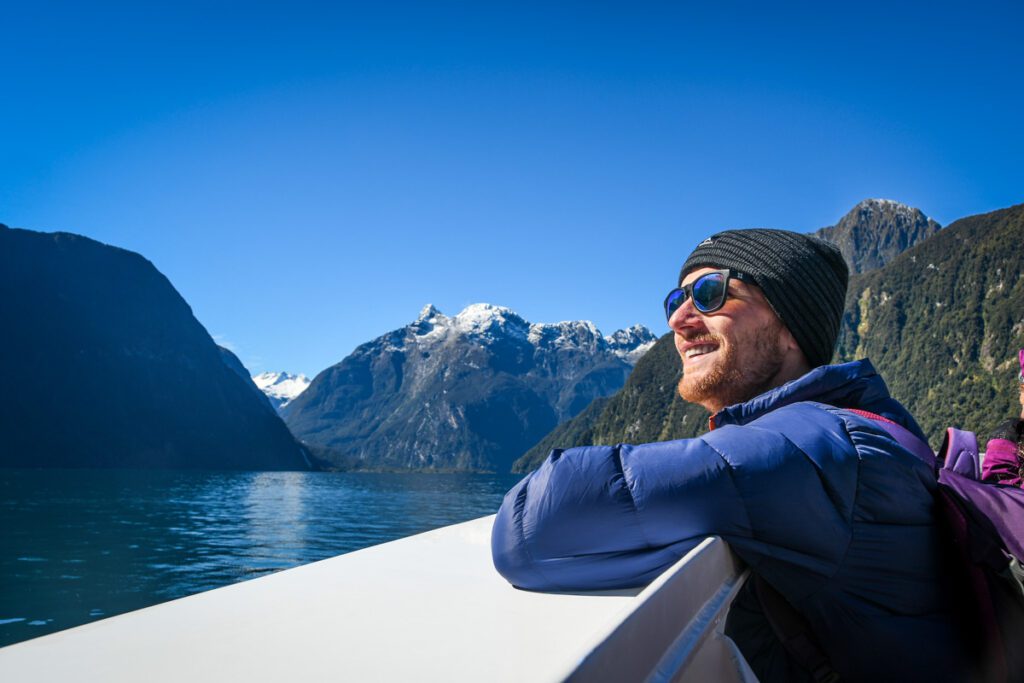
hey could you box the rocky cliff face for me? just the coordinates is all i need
[814,198,941,273]
[0,224,311,470]
[283,304,655,472]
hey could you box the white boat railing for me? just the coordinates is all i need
[0,515,755,682]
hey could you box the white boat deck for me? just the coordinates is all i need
[0,515,755,682]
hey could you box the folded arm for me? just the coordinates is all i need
[490,437,749,591]
[491,407,864,593]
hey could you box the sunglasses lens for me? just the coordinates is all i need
[692,273,726,312]
[665,289,687,321]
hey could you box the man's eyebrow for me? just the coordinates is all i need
[728,279,763,301]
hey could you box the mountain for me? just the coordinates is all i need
[219,346,277,412]
[282,304,655,472]
[514,198,955,472]
[837,203,1024,444]
[813,198,941,273]
[514,332,692,471]
[0,223,311,470]
[253,371,311,412]
[605,324,659,364]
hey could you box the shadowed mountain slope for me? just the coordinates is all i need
[0,224,310,470]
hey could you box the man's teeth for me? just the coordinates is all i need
[685,345,716,358]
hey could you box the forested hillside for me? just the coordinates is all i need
[836,203,1024,443]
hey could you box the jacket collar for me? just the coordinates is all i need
[711,358,928,441]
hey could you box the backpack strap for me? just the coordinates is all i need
[845,408,937,470]
[754,574,840,683]
[846,409,981,481]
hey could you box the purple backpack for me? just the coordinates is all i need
[859,412,1024,682]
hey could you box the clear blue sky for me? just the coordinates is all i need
[3,1,1022,377]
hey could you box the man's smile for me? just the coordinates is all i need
[678,337,721,368]
[684,344,717,359]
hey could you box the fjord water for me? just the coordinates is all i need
[0,469,523,648]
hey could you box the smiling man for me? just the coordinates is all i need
[491,229,970,682]
[673,267,808,415]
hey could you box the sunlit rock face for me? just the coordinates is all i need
[814,198,941,274]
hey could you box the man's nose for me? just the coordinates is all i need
[668,294,700,331]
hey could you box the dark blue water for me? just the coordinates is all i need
[0,469,522,648]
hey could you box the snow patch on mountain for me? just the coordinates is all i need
[417,304,443,322]
[253,371,311,412]
[404,303,654,365]
[605,324,658,364]
[453,303,530,339]
[853,198,923,217]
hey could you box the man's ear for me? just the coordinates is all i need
[778,324,800,352]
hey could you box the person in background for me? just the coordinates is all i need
[981,349,1024,487]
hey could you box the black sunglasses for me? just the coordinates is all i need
[663,269,756,321]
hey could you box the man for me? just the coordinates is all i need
[491,229,969,682]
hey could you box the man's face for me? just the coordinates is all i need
[670,267,792,413]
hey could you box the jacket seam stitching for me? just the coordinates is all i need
[824,413,860,586]
[513,476,565,591]
[702,438,758,561]
[616,445,656,550]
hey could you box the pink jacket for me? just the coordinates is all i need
[983,436,1023,487]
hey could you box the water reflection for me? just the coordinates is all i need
[0,469,522,648]
[243,472,311,573]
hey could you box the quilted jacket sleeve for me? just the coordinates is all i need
[491,406,863,592]
[490,437,751,591]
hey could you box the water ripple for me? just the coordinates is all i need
[0,469,521,648]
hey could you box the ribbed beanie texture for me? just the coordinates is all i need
[679,229,849,368]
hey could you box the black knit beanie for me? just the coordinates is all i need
[679,229,849,368]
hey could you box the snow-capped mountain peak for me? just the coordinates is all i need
[402,303,654,363]
[453,303,529,338]
[528,320,603,351]
[605,323,656,347]
[604,324,657,363]
[417,303,443,322]
[854,198,913,214]
[252,371,311,412]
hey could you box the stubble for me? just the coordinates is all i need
[678,319,787,411]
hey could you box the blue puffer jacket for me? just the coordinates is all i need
[491,359,969,681]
